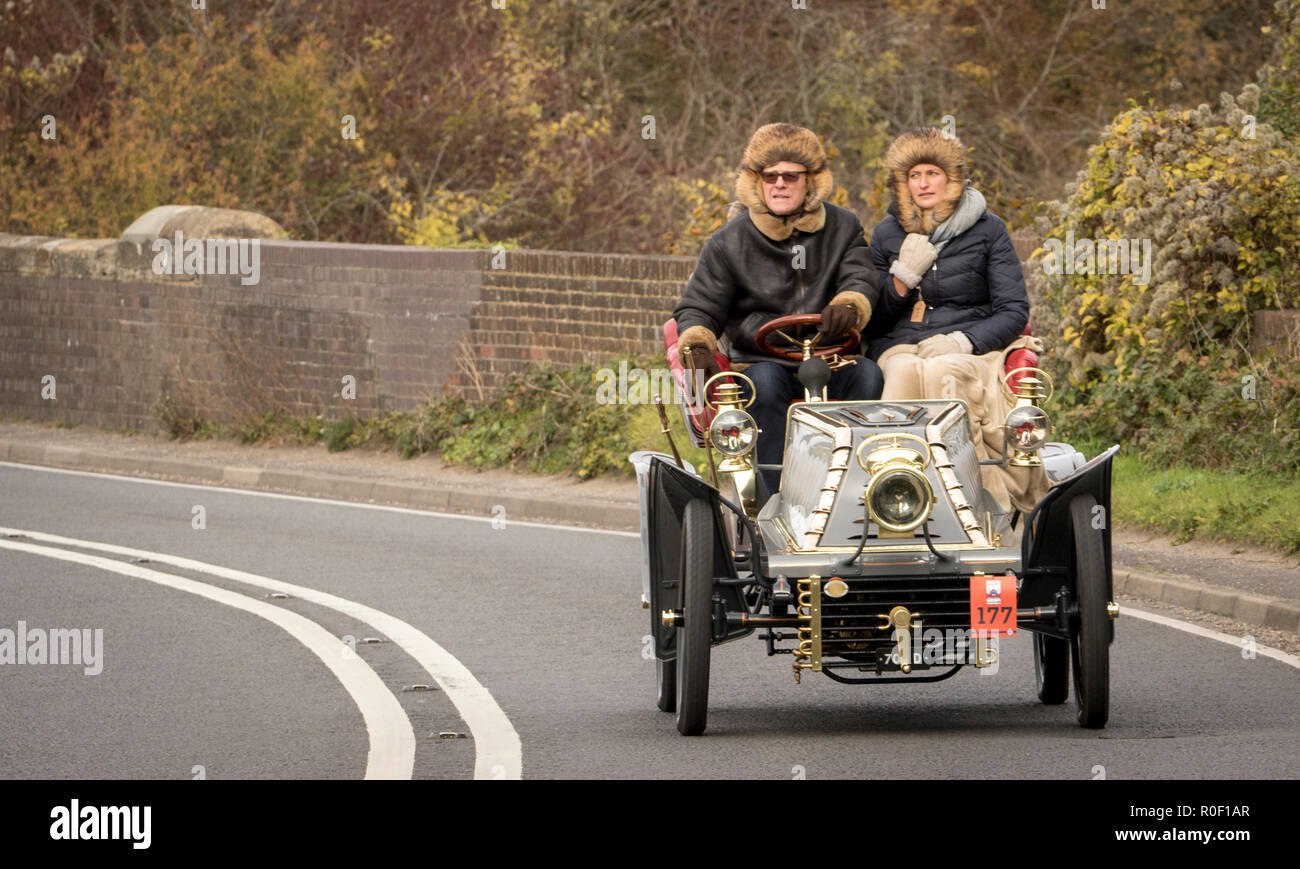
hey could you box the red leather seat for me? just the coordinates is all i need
[1004,323,1039,395]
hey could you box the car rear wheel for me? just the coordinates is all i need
[656,659,676,712]
[1069,493,1110,728]
[1033,631,1069,705]
[675,498,713,736]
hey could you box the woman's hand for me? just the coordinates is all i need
[916,331,974,358]
[888,233,938,290]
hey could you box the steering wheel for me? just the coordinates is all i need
[754,312,860,362]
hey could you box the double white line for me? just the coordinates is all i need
[0,525,522,780]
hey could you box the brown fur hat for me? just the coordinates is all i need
[734,123,834,241]
[884,127,968,234]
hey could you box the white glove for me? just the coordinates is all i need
[888,233,938,290]
[916,331,974,358]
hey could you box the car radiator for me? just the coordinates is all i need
[820,576,975,666]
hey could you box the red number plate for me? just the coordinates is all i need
[969,575,1017,637]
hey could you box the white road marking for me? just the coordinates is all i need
[0,524,523,779]
[0,537,416,779]
[1120,605,1300,670]
[0,461,638,537]
[9,462,1293,751]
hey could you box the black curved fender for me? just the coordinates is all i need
[646,457,752,662]
[1020,445,1120,617]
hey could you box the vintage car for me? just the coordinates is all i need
[632,313,1119,736]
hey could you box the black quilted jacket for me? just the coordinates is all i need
[865,203,1028,360]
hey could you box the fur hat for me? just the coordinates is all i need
[884,127,968,234]
[734,123,834,241]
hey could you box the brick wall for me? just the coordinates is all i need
[1,230,1055,432]
[448,250,692,398]
[0,233,696,431]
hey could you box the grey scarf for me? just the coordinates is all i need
[929,183,986,253]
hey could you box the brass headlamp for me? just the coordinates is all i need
[855,433,936,535]
[1001,368,1054,468]
[703,372,761,517]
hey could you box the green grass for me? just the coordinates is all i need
[625,396,711,477]
[1075,440,1300,555]
[148,376,1300,555]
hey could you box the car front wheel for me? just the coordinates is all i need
[675,498,714,736]
[1069,493,1110,728]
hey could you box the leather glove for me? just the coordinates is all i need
[819,303,859,337]
[916,331,974,358]
[681,342,721,381]
[888,233,938,290]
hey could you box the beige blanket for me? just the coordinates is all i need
[878,335,1050,513]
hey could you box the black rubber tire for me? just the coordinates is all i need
[1070,494,1110,728]
[655,658,676,713]
[1033,631,1069,705]
[675,498,713,736]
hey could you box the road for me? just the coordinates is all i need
[2,462,1297,779]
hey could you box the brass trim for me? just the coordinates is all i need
[660,609,680,628]
[824,578,848,599]
[703,371,757,410]
[926,407,990,548]
[771,512,1001,554]
[974,634,998,668]
[864,464,936,534]
[788,405,849,437]
[1107,601,1120,620]
[1001,367,1054,405]
[855,432,932,472]
[811,578,822,672]
[800,427,854,550]
[792,576,823,681]
[889,606,913,674]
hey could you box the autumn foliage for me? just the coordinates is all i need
[0,0,1283,253]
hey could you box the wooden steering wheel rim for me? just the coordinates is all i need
[754,312,860,362]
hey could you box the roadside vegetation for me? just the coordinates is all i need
[147,355,1300,555]
[4,0,1279,250]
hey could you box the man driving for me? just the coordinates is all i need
[673,123,883,493]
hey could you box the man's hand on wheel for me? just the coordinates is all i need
[819,303,859,337]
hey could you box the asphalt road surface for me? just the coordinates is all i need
[2,462,1297,779]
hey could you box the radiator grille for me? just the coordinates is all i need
[821,577,973,664]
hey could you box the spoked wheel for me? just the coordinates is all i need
[1033,631,1069,705]
[1069,493,1110,728]
[675,498,714,736]
[655,659,677,712]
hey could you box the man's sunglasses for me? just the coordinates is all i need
[760,170,807,184]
